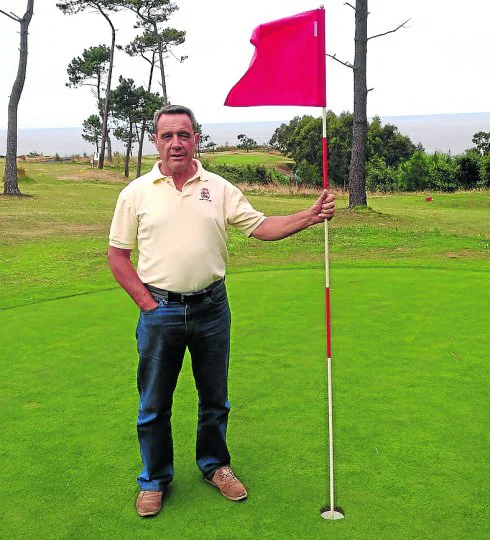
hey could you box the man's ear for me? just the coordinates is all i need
[152,132,157,145]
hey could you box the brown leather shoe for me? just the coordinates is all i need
[205,466,248,501]
[136,490,163,517]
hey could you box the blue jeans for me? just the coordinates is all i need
[135,280,231,491]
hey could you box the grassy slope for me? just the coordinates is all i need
[0,158,489,538]
[0,163,488,310]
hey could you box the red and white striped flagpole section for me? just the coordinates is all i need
[320,8,343,520]
[320,107,343,522]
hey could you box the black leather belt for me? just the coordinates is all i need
[146,278,224,304]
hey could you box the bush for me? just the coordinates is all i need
[456,151,481,189]
[200,161,279,185]
[16,166,35,184]
[295,160,322,187]
[366,156,398,192]
[395,151,430,191]
[426,153,459,192]
[478,154,490,188]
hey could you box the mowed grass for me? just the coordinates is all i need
[0,160,489,538]
[0,166,488,310]
[0,269,488,539]
[201,150,293,167]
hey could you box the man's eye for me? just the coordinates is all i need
[162,134,172,140]
[179,133,191,140]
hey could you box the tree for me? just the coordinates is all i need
[327,1,410,207]
[455,150,481,190]
[367,116,416,168]
[426,153,459,192]
[1,0,34,196]
[57,1,120,169]
[120,25,185,174]
[67,45,112,158]
[110,77,161,177]
[269,117,302,155]
[396,150,429,191]
[67,45,110,113]
[82,114,103,151]
[205,141,217,153]
[366,155,396,192]
[117,0,185,104]
[270,112,417,189]
[479,155,490,188]
[195,123,211,157]
[237,134,257,153]
[472,131,490,156]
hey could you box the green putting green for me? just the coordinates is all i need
[1,266,488,539]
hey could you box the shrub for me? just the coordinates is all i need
[295,160,322,187]
[426,153,459,192]
[366,156,398,192]
[478,154,490,188]
[456,151,481,189]
[395,151,430,191]
[16,166,35,184]
[200,161,288,186]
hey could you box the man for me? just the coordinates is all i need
[108,104,335,517]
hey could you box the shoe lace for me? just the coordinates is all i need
[219,467,237,483]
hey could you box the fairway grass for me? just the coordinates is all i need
[201,150,294,167]
[1,163,489,538]
[0,269,488,539]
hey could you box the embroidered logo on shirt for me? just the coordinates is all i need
[199,188,212,202]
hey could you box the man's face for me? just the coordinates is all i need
[152,113,199,175]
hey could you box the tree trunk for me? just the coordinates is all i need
[98,10,116,169]
[125,122,132,178]
[154,21,168,104]
[348,0,368,208]
[136,121,145,178]
[137,55,155,178]
[2,0,34,196]
[107,133,113,162]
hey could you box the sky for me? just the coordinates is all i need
[0,0,488,129]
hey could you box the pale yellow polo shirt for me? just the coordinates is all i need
[109,160,266,292]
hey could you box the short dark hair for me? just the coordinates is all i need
[153,104,198,133]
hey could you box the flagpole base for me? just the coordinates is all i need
[320,507,345,520]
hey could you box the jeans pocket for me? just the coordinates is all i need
[141,298,164,314]
[204,285,227,306]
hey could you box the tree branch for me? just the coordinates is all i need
[368,18,411,41]
[326,53,354,70]
[367,87,374,93]
[344,2,356,11]
[169,50,187,63]
[0,9,21,22]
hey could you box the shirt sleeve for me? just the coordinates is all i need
[109,190,138,249]
[226,185,266,237]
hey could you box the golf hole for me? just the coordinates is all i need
[320,506,345,520]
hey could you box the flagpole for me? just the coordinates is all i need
[320,5,344,523]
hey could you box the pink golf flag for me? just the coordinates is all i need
[225,8,326,107]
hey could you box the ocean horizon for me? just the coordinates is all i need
[1,112,489,157]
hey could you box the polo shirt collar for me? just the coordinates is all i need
[152,159,209,184]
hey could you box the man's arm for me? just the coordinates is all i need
[251,190,335,241]
[107,246,159,311]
